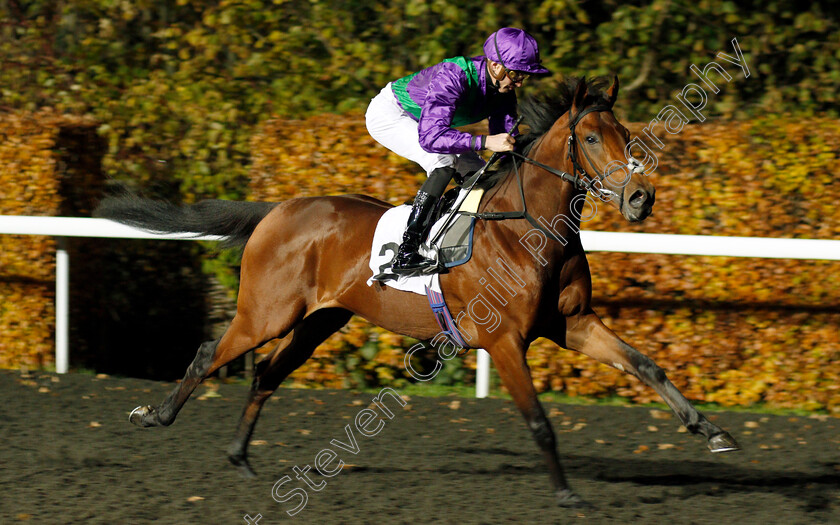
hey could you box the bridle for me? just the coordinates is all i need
[512,104,634,197]
[463,104,641,243]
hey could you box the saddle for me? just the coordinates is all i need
[419,186,484,270]
[367,186,484,289]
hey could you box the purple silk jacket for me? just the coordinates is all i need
[390,55,518,155]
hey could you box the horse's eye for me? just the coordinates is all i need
[586,135,598,144]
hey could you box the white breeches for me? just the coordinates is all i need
[365,83,485,176]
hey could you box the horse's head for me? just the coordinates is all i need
[565,76,655,222]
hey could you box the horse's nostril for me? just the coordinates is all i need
[629,190,647,208]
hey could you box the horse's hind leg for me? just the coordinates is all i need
[128,337,225,427]
[227,308,352,478]
[129,300,305,428]
[560,312,739,453]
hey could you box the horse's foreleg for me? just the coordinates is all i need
[490,335,587,508]
[561,312,739,453]
[227,309,352,478]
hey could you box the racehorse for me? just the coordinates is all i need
[96,76,739,507]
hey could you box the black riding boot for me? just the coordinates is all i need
[392,166,455,273]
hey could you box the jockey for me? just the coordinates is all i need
[366,27,551,274]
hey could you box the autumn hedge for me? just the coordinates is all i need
[2,110,837,414]
[249,111,840,414]
[3,0,838,409]
[0,111,99,369]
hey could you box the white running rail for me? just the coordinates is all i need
[2,215,839,398]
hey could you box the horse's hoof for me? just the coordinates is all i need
[556,488,592,509]
[229,454,258,479]
[129,405,157,427]
[708,431,740,453]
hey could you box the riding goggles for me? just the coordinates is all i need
[503,68,530,83]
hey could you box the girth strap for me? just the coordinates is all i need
[426,286,471,349]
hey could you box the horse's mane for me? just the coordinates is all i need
[482,76,613,186]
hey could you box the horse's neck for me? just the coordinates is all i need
[482,124,583,254]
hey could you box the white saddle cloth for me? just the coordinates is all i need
[365,205,441,295]
[365,188,483,295]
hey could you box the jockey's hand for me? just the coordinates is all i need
[485,133,515,152]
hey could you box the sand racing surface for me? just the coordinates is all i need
[1,370,838,524]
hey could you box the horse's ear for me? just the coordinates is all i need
[572,78,588,113]
[606,75,619,108]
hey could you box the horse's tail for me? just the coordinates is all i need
[94,195,278,247]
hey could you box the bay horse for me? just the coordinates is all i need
[96,76,738,507]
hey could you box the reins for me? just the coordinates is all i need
[461,104,632,243]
